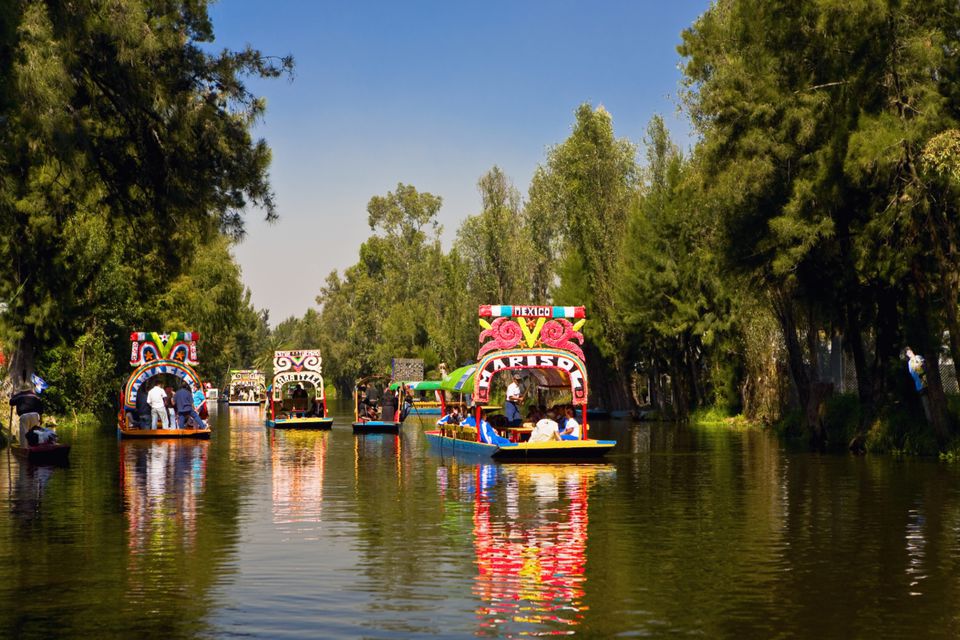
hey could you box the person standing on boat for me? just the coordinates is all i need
[381,388,398,422]
[192,383,209,420]
[505,373,525,427]
[164,385,176,427]
[10,384,43,446]
[135,384,151,428]
[175,381,205,429]
[146,381,169,429]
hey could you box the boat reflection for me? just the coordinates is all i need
[5,462,60,524]
[229,406,268,464]
[463,464,615,637]
[120,439,208,555]
[354,432,403,488]
[270,430,328,529]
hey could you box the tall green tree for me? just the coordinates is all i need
[0,0,290,391]
[529,104,639,411]
[455,166,531,304]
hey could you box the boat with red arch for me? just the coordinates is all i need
[265,350,333,429]
[118,331,211,438]
[352,374,402,434]
[425,305,616,461]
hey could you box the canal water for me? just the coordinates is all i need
[2,402,960,638]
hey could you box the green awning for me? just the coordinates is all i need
[440,365,477,393]
[388,380,444,391]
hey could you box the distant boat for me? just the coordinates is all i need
[265,350,334,430]
[353,374,402,434]
[228,369,267,406]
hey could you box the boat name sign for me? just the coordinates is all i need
[475,353,586,403]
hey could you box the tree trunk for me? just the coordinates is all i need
[8,331,36,392]
[583,341,633,412]
[911,267,952,445]
[846,306,875,453]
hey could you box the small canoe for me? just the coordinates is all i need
[11,443,71,465]
[352,420,401,434]
[267,416,333,430]
[118,427,211,439]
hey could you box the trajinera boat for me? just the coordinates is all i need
[387,379,445,416]
[228,369,266,406]
[118,331,211,439]
[265,350,333,429]
[425,304,616,461]
[353,374,402,434]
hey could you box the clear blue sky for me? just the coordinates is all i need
[209,0,709,323]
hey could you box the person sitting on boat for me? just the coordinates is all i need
[560,406,582,441]
[438,406,462,425]
[25,423,58,446]
[10,383,44,446]
[463,405,510,446]
[146,381,169,429]
[529,415,561,443]
[505,373,525,427]
[174,381,205,430]
[309,396,324,417]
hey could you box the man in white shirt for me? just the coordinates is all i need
[529,416,561,443]
[146,381,169,429]
[505,373,524,427]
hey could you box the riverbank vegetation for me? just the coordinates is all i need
[2,1,960,454]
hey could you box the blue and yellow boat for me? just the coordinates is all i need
[425,305,616,462]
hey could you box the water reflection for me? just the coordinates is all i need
[5,461,59,524]
[458,464,614,638]
[354,433,403,487]
[270,430,328,531]
[229,406,268,463]
[120,440,208,555]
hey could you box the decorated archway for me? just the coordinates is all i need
[122,332,203,411]
[123,360,203,410]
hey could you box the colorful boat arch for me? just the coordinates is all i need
[271,350,325,401]
[473,305,588,405]
[123,360,203,410]
[473,348,588,405]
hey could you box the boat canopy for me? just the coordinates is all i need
[123,332,203,410]
[272,350,325,400]
[439,365,478,393]
[472,305,589,406]
[388,380,443,392]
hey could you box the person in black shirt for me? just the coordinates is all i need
[10,385,44,446]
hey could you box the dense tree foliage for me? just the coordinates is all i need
[0,0,285,412]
